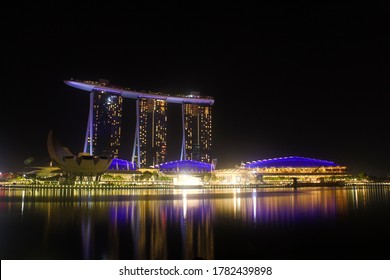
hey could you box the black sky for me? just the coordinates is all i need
[1,4,389,177]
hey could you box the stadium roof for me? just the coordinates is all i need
[244,156,340,169]
[108,158,137,171]
[157,160,213,173]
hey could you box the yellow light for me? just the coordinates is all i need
[173,174,202,186]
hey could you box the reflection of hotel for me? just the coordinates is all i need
[65,79,214,168]
[6,187,355,259]
[108,195,214,259]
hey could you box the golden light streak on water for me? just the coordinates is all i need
[2,185,390,259]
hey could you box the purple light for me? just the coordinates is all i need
[244,156,339,169]
[64,79,214,105]
[157,160,212,173]
[108,158,137,171]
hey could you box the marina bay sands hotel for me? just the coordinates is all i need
[64,79,214,168]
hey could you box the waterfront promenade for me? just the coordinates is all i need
[1,180,389,190]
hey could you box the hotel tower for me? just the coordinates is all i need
[83,87,123,158]
[181,103,212,163]
[132,98,168,167]
[64,79,214,167]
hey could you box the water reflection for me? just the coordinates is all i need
[1,186,390,259]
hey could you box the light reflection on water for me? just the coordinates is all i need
[1,186,390,259]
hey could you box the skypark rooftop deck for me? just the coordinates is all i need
[64,79,214,105]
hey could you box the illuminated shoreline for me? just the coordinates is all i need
[1,181,389,190]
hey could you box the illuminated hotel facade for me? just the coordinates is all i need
[84,88,123,158]
[181,103,212,163]
[65,79,214,168]
[133,98,168,167]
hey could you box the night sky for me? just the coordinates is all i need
[1,5,389,177]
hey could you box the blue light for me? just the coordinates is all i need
[244,156,339,169]
[157,160,212,173]
[108,158,137,171]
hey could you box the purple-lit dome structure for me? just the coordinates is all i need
[244,156,339,169]
[108,158,137,171]
[243,156,347,184]
[157,160,213,173]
